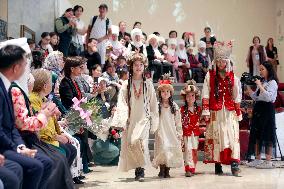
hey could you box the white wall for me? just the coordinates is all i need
[7,0,56,42]
[69,0,283,81]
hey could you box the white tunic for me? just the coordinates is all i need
[112,79,159,171]
[152,102,183,168]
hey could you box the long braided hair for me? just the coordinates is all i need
[214,60,233,100]
[126,53,147,119]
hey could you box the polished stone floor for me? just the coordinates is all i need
[77,162,284,189]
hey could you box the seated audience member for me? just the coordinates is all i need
[122,32,131,47]
[146,34,163,82]
[115,55,128,73]
[146,34,173,82]
[196,41,209,81]
[27,38,36,51]
[109,25,128,63]
[59,57,94,173]
[187,45,204,83]
[142,33,147,44]
[91,64,102,84]
[92,105,120,165]
[102,62,121,102]
[94,77,111,118]
[76,61,95,100]
[43,51,68,115]
[11,73,75,187]
[176,39,190,83]
[38,32,53,58]
[182,32,196,48]
[81,38,101,72]
[200,26,216,61]
[0,44,51,189]
[31,49,45,69]
[55,8,77,56]
[30,69,77,168]
[118,69,129,85]
[158,36,166,47]
[166,38,179,81]
[0,154,23,189]
[128,28,147,56]
[49,32,60,51]
[133,21,147,37]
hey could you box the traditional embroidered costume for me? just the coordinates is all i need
[111,53,159,181]
[201,41,242,176]
[180,80,202,176]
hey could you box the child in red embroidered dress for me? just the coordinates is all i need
[201,41,242,176]
[180,80,202,177]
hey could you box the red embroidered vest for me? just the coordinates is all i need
[209,70,235,111]
[181,106,201,136]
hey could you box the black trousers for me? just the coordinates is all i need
[0,159,23,189]
[59,143,77,167]
[3,150,53,189]
[149,60,163,82]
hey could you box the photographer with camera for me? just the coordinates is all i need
[245,61,278,169]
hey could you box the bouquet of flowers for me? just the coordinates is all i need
[64,97,110,140]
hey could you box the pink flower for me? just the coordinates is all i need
[80,110,93,126]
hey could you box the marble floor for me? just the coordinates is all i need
[77,162,284,189]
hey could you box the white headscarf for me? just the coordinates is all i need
[0,38,31,95]
[175,39,189,63]
[130,28,143,48]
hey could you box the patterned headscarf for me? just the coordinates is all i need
[43,51,64,75]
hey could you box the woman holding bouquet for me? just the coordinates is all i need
[59,56,94,174]
[112,52,159,182]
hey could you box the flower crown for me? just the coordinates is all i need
[159,73,175,85]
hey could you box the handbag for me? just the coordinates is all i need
[69,41,81,56]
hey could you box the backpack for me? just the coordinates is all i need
[91,16,110,35]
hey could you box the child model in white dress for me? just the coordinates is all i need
[112,52,159,182]
[152,74,183,178]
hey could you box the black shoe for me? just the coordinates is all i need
[73,177,85,184]
[164,167,171,178]
[78,175,86,180]
[135,168,139,180]
[158,165,165,178]
[135,167,145,182]
[231,162,240,176]
[215,163,223,175]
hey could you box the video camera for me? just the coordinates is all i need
[240,72,262,86]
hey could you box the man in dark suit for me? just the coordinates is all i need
[0,45,53,189]
[0,154,23,189]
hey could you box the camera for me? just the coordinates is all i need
[240,72,262,86]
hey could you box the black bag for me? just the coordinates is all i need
[68,41,82,56]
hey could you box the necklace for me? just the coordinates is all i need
[133,81,143,99]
